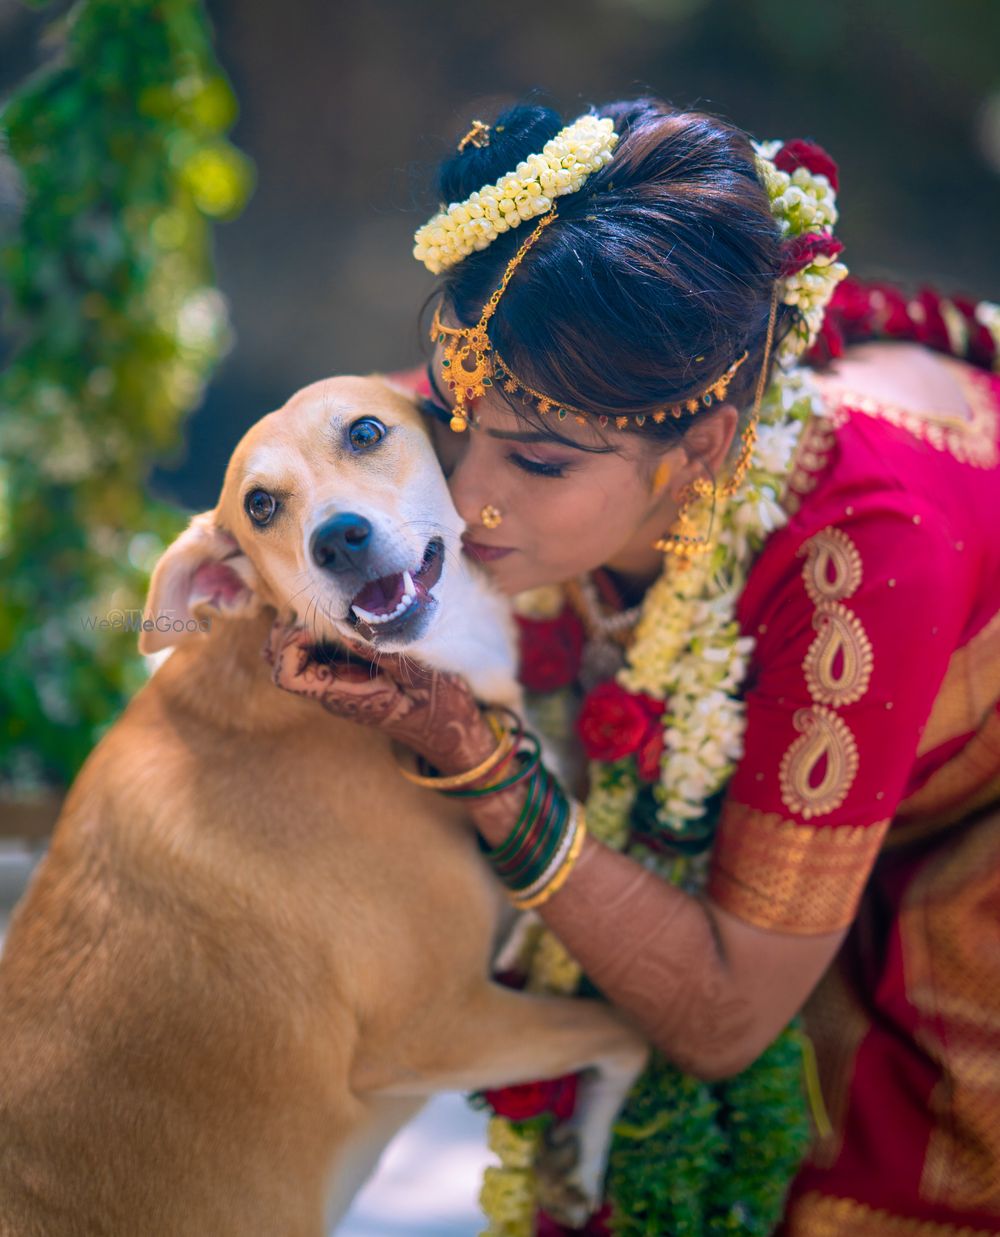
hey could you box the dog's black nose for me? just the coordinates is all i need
[310,513,372,571]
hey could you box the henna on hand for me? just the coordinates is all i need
[262,619,495,774]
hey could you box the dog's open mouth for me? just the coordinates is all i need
[347,537,444,640]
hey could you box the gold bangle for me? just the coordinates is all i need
[396,714,515,791]
[509,810,588,911]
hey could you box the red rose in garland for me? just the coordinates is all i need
[576,681,666,776]
[482,1073,579,1122]
[537,1201,614,1235]
[516,605,586,692]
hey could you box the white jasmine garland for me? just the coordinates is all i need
[752,140,849,367]
[413,114,618,275]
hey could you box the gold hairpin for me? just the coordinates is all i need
[457,120,491,153]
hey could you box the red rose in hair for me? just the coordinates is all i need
[773,139,840,191]
[577,681,665,766]
[482,1073,579,1122]
[911,287,950,352]
[515,606,586,693]
[779,232,844,278]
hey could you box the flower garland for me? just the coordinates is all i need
[473,138,846,1237]
[413,113,618,274]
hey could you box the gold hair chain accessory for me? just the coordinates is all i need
[429,207,751,435]
[457,120,491,153]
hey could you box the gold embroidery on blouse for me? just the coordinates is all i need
[814,356,999,470]
[804,601,874,708]
[706,801,888,934]
[783,414,839,518]
[798,526,863,605]
[784,1191,1000,1236]
[780,705,860,820]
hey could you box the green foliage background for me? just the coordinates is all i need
[0,0,252,794]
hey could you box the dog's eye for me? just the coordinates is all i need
[245,489,277,526]
[348,417,386,450]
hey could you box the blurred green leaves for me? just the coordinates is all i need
[0,0,252,795]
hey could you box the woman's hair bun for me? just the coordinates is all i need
[437,104,565,207]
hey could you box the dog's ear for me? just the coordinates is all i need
[138,511,262,654]
[372,371,423,406]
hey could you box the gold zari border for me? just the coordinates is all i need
[813,356,999,470]
[707,802,889,934]
[785,1192,1000,1237]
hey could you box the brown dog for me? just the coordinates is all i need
[0,376,647,1235]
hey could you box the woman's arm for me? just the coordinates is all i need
[264,623,844,1080]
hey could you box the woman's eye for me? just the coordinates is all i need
[509,452,566,479]
[348,417,386,450]
[245,489,278,526]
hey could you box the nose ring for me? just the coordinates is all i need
[480,504,503,530]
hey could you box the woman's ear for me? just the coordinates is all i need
[138,511,262,655]
[674,404,740,489]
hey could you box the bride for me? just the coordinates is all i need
[267,96,1000,1236]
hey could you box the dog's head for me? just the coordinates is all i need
[139,375,462,656]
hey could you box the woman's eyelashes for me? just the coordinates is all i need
[508,452,568,479]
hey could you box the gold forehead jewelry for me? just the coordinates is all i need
[457,120,491,153]
[428,204,752,435]
[480,504,503,529]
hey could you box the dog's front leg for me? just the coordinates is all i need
[373,983,648,1226]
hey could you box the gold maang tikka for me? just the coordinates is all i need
[428,206,768,461]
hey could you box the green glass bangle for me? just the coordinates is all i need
[441,736,542,799]
[490,768,544,866]
[502,791,569,890]
[492,768,558,875]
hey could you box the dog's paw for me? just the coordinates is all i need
[534,1121,602,1230]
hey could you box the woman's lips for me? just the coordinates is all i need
[461,538,514,563]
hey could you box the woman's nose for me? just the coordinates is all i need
[446,437,499,529]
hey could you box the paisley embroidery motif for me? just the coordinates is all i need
[804,601,874,708]
[798,526,863,604]
[780,705,861,820]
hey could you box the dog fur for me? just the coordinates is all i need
[0,375,647,1235]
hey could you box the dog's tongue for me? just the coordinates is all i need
[351,572,406,617]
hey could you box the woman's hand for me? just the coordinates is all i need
[262,619,496,775]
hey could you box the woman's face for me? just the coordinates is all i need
[419,343,736,597]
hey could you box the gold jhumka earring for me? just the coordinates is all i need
[653,283,781,564]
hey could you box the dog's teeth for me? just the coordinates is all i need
[351,604,384,625]
[403,570,416,599]
[351,588,417,627]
